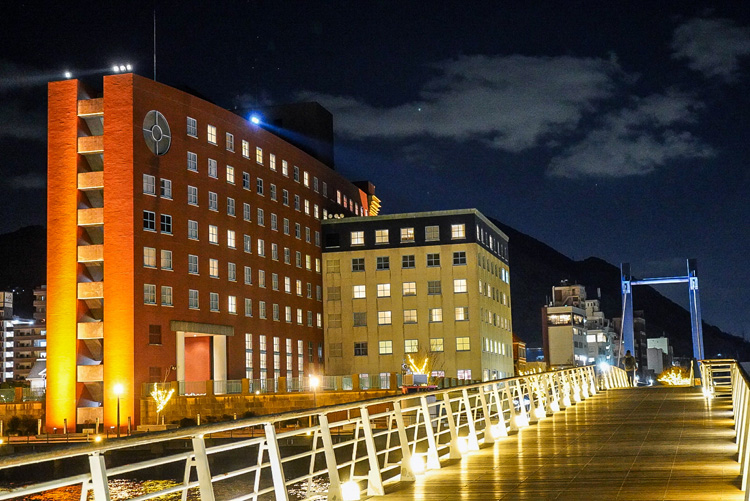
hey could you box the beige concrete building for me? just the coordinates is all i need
[322,209,513,381]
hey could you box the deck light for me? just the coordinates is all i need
[341,480,361,500]
[410,454,426,474]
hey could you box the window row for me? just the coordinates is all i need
[328,307,469,327]
[345,337,471,357]
[332,279,468,299]
[352,224,466,246]
[332,251,466,273]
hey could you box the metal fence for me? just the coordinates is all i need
[0,365,628,501]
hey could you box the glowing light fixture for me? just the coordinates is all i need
[112,64,133,73]
[457,437,469,454]
[94,435,102,443]
[64,71,72,79]
[341,481,361,501]
[598,361,610,371]
[310,376,320,390]
[250,115,261,125]
[410,454,426,474]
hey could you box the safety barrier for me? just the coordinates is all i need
[0,365,629,501]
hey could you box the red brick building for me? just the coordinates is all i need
[47,73,376,430]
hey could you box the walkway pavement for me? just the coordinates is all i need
[380,386,743,500]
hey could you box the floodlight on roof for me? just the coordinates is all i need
[64,71,72,79]
[250,115,261,125]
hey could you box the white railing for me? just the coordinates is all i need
[701,359,750,501]
[0,365,629,501]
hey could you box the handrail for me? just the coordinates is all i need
[0,365,629,501]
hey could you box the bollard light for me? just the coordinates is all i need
[457,437,469,454]
[410,454,426,475]
[341,480,361,501]
[94,435,102,443]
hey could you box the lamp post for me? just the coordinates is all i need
[309,376,320,428]
[114,383,124,438]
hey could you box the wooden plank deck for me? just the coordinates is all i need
[379,386,743,500]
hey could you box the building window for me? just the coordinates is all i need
[160,250,172,270]
[245,298,253,317]
[425,225,440,241]
[404,339,418,353]
[351,231,364,246]
[430,338,444,352]
[228,262,236,281]
[351,258,365,272]
[303,171,310,187]
[454,279,467,293]
[161,286,173,306]
[451,224,466,239]
[160,214,172,234]
[208,191,218,211]
[455,306,469,321]
[353,285,366,299]
[256,146,263,164]
[257,208,265,227]
[429,308,443,322]
[271,243,279,260]
[353,312,367,327]
[258,270,266,288]
[187,186,198,205]
[188,289,199,309]
[226,165,235,184]
[149,325,162,345]
[209,258,219,278]
[257,239,265,257]
[293,166,300,182]
[375,229,389,244]
[402,282,416,296]
[376,256,390,270]
[427,253,441,267]
[453,251,467,266]
[208,158,218,178]
[376,283,391,297]
[207,124,217,144]
[210,292,219,312]
[270,154,276,171]
[427,280,442,295]
[187,151,197,172]
[242,140,250,158]
[295,251,302,267]
[143,211,156,231]
[187,117,197,137]
[160,179,172,199]
[144,284,156,305]
[284,248,291,264]
[143,247,156,268]
[379,340,393,355]
[188,254,198,274]
[456,337,471,351]
[256,178,264,195]
[282,189,289,206]
[270,184,277,201]
[378,311,392,325]
[242,172,250,190]
[243,203,251,222]
[294,195,301,211]
[228,295,237,314]
[401,255,415,269]
[403,309,417,324]
[188,220,198,240]
[400,227,414,243]
[209,225,218,244]
[143,174,156,195]
[226,198,236,217]
[244,266,252,285]
[328,314,342,328]
[226,133,234,152]
[354,342,368,356]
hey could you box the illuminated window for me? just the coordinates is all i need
[208,191,217,210]
[404,339,418,353]
[455,307,469,321]
[377,283,391,297]
[304,199,310,215]
[187,186,198,205]
[207,124,217,144]
[427,253,441,267]
[226,165,235,184]
[375,229,389,244]
[353,285,366,299]
[188,289,199,309]
[227,230,235,249]
[430,338,444,352]
[427,281,442,295]
[453,251,467,266]
[242,140,249,158]
[457,369,472,380]
[208,158,217,178]
[378,311,392,325]
[429,308,443,322]
[228,296,237,314]
[402,282,416,296]
[209,258,219,278]
[210,292,219,311]
[451,224,466,239]
[257,239,265,257]
[270,154,276,171]
[425,225,440,241]
[256,146,263,164]
[282,160,289,176]
[161,286,173,306]
[303,171,309,187]
[226,133,234,152]
[160,250,172,270]
[187,151,197,172]
[376,256,389,270]
[285,306,292,322]
[143,211,156,231]
[404,309,417,324]
[144,284,157,305]
[209,225,218,244]
[160,214,172,234]
[297,308,303,325]
[379,340,393,355]
[160,179,172,199]
[188,254,198,274]
[143,247,156,268]
[454,279,467,293]
[143,174,156,195]
[456,337,470,351]
[400,227,414,243]
[187,117,197,137]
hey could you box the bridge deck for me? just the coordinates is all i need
[380,386,742,500]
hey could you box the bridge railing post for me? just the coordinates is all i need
[419,395,441,470]
[461,388,480,451]
[360,406,385,495]
[263,423,289,501]
[87,452,110,501]
[477,384,496,444]
[318,414,343,501]
[392,401,417,480]
[441,392,462,459]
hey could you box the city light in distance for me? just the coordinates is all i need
[112,64,133,73]
[64,71,72,79]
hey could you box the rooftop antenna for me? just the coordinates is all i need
[153,8,157,81]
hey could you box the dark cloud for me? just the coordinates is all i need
[672,18,750,81]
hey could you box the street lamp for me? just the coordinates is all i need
[309,376,320,428]
[114,383,124,438]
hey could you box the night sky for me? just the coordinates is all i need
[1,2,748,337]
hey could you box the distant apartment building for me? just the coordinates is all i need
[0,287,47,382]
[512,334,527,375]
[647,337,673,375]
[584,297,616,367]
[321,209,514,381]
[542,283,588,367]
